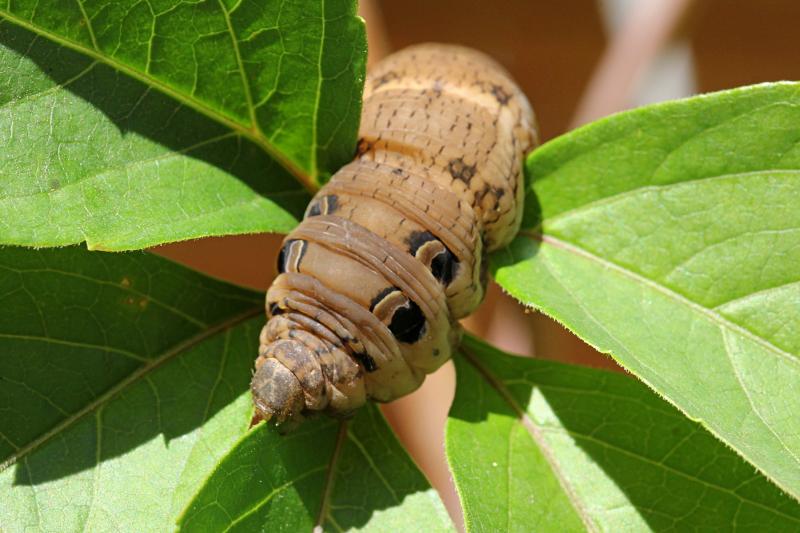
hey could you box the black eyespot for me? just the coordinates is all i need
[276,243,289,273]
[370,286,396,312]
[277,239,308,274]
[353,351,378,372]
[407,230,459,286]
[388,299,426,343]
[407,230,437,255]
[324,194,339,215]
[479,250,489,287]
[307,203,322,217]
[307,194,339,218]
[430,249,458,285]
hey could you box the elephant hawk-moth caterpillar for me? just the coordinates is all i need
[252,44,537,423]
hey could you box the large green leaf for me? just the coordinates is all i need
[0,246,262,529]
[448,336,800,532]
[493,83,800,500]
[0,247,447,532]
[179,405,453,532]
[0,1,366,249]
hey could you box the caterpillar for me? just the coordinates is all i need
[252,44,537,422]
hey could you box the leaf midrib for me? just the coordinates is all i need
[529,169,800,234]
[316,420,348,531]
[461,342,800,528]
[0,306,261,472]
[537,424,800,523]
[514,232,800,499]
[0,10,317,192]
[524,232,800,367]
[310,0,327,179]
[459,344,598,533]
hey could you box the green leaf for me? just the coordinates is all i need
[448,336,800,532]
[0,0,365,185]
[179,405,453,532]
[493,83,800,500]
[0,1,366,249]
[0,246,449,532]
[0,20,301,250]
[0,246,262,529]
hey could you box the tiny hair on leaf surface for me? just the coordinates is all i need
[493,82,800,501]
[447,336,800,532]
[0,245,450,532]
[0,0,367,249]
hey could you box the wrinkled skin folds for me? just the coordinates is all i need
[252,44,537,423]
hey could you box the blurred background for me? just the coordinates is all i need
[153,0,800,527]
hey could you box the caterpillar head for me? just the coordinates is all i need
[251,348,306,423]
[251,300,367,424]
[252,264,457,424]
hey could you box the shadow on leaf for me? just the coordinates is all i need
[450,336,800,530]
[179,404,450,531]
[0,22,308,222]
[0,246,261,488]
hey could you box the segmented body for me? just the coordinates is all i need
[252,44,537,422]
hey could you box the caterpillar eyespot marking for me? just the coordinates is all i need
[370,286,398,313]
[252,44,538,423]
[307,194,339,218]
[353,350,379,373]
[387,298,426,344]
[268,302,282,318]
[407,230,459,285]
[276,239,308,274]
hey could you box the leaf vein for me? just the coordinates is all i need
[460,344,598,532]
[0,307,260,472]
[0,9,315,191]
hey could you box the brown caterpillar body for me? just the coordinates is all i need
[252,44,537,422]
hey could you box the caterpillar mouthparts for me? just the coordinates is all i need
[252,43,537,424]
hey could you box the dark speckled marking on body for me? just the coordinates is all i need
[372,70,399,89]
[356,137,374,157]
[448,157,477,184]
[353,350,378,372]
[491,84,511,105]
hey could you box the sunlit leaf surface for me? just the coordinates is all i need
[447,336,800,532]
[494,83,800,500]
[0,1,366,248]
